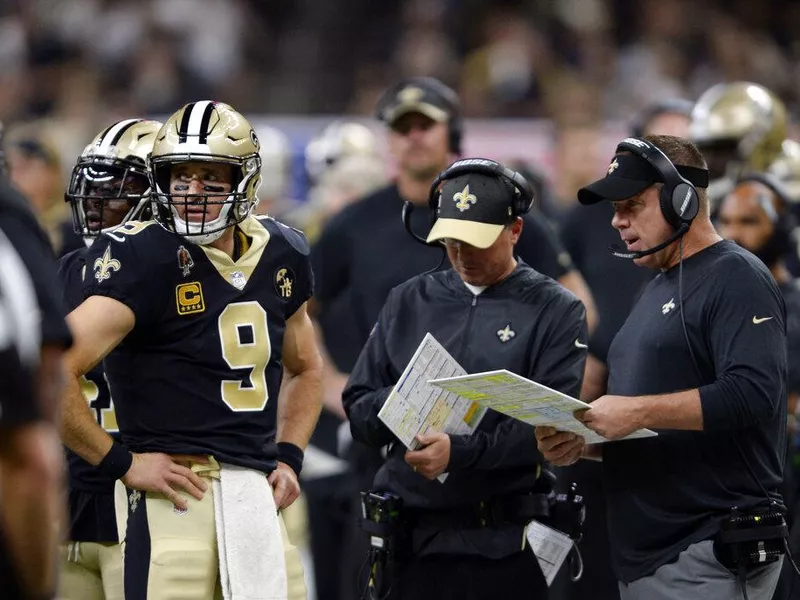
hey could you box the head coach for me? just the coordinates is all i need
[537,135,788,600]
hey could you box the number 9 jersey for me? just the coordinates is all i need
[82,215,314,473]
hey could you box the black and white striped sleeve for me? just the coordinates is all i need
[0,228,40,429]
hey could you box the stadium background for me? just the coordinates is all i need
[2,0,799,214]
[3,1,800,599]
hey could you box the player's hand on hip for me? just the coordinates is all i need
[574,394,644,441]
[535,426,585,466]
[121,452,208,510]
[405,432,451,480]
[268,462,300,510]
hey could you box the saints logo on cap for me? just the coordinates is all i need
[453,185,477,212]
[398,86,424,103]
[607,158,620,174]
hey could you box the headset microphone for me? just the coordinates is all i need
[609,223,689,259]
[401,201,436,246]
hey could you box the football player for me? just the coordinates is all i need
[304,120,381,186]
[689,81,787,212]
[767,139,800,276]
[58,118,162,600]
[60,101,322,599]
[252,124,295,219]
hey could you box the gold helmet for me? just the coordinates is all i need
[690,82,787,178]
[767,139,800,204]
[66,118,162,244]
[305,121,380,183]
[149,101,262,245]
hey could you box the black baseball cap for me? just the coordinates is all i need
[578,153,708,205]
[376,77,459,127]
[427,173,515,248]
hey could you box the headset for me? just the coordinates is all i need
[402,158,535,247]
[734,172,793,221]
[375,77,463,155]
[610,137,701,259]
[732,172,799,267]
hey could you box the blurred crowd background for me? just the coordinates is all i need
[3,0,800,253]
[3,2,800,599]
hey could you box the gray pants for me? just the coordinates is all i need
[618,540,783,600]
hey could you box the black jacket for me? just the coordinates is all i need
[343,261,588,556]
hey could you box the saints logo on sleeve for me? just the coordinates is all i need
[93,245,121,282]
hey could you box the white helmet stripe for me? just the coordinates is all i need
[98,119,140,152]
[186,100,214,142]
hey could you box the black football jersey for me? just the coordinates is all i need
[58,246,120,542]
[82,216,313,473]
[58,247,121,492]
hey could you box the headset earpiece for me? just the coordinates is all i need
[617,137,699,230]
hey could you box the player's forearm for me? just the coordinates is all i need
[61,373,114,465]
[36,345,66,424]
[637,389,704,431]
[0,424,65,597]
[277,364,323,448]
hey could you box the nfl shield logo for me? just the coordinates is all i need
[230,271,247,290]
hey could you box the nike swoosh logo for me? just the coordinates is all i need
[105,232,127,242]
[574,339,588,349]
[752,316,773,324]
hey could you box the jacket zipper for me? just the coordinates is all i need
[457,295,478,362]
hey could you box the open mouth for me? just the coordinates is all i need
[86,211,102,231]
[623,237,640,251]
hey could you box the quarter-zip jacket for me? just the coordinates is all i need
[344,260,588,513]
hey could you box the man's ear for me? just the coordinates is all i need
[509,216,523,244]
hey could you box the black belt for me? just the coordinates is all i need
[408,493,553,530]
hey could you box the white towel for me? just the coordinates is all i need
[213,462,288,600]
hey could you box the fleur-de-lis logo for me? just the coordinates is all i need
[496,324,516,343]
[129,489,141,513]
[93,245,121,283]
[453,185,477,212]
[662,298,676,315]
[607,158,620,174]
[398,86,424,103]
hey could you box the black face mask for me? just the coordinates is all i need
[753,222,793,268]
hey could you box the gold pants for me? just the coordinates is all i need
[57,541,123,600]
[114,459,307,600]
